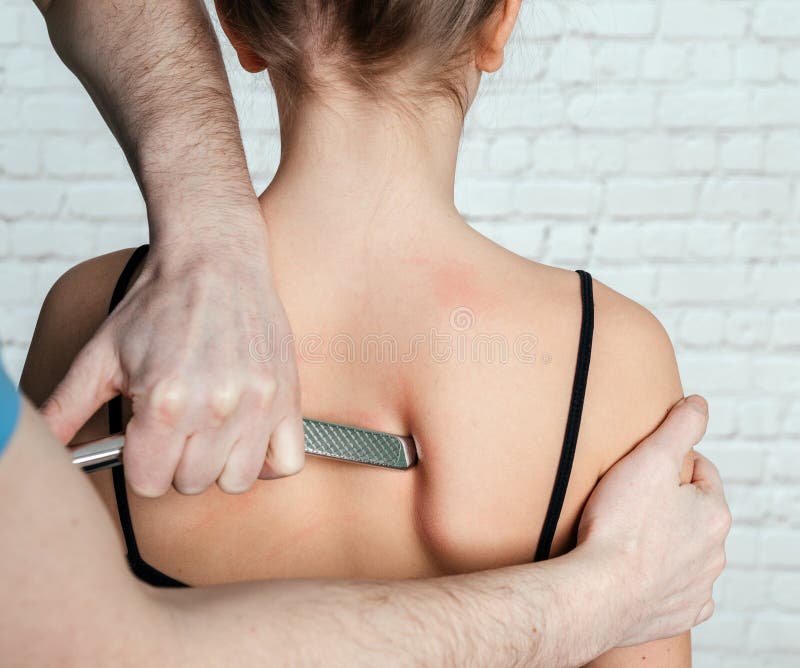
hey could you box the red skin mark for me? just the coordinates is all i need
[249,512,341,564]
[403,254,496,318]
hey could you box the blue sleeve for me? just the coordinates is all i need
[0,351,21,459]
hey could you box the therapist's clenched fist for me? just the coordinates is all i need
[40,218,305,497]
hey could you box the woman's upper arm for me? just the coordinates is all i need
[19,250,135,428]
[586,279,693,483]
[586,632,691,667]
[581,281,694,666]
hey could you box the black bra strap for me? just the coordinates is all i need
[107,244,149,559]
[107,245,149,566]
[534,269,594,562]
[107,244,186,587]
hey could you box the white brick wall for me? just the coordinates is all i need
[1,1,798,664]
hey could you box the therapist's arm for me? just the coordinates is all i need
[0,396,728,667]
[31,0,304,497]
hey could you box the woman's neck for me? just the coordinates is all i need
[258,93,467,246]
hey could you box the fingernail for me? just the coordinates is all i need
[685,395,708,417]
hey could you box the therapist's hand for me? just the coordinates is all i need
[34,0,305,495]
[577,395,731,647]
[41,204,305,497]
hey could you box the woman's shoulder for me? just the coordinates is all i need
[20,248,139,411]
[484,240,678,382]
[577,273,685,478]
[469,242,685,475]
[472,238,677,376]
[402,247,687,565]
[503,255,690,520]
[513,254,683,472]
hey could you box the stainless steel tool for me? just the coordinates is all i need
[70,418,417,472]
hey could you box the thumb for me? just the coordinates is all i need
[40,334,121,444]
[641,394,709,468]
[690,451,724,496]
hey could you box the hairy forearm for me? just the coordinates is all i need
[1,401,625,667]
[37,0,255,239]
[151,546,624,667]
[5,395,723,666]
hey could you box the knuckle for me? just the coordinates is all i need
[207,383,240,420]
[714,506,733,536]
[149,377,189,423]
[252,375,279,407]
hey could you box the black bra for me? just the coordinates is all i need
[107,244,594,587]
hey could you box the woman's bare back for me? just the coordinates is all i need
[22,213,690,664]
[23,213,684,577]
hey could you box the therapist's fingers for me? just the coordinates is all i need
[217,392,275,494]
[39,329,120,444]
[691,451,727,500]
[122,407,188,498]
[640,394,709,470]
[217,435,270,494]
[170,382,243,494]
[215,372,289,492]
[174,429,237,495]
[259,413,305,480]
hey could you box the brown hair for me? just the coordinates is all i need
[217,0,504,110]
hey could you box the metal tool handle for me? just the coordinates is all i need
[69,418,417,472]
[70,434,125,473]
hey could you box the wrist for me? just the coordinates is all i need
[138,152,258,227]
[558,543,631,662]
[144,192,270,266]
